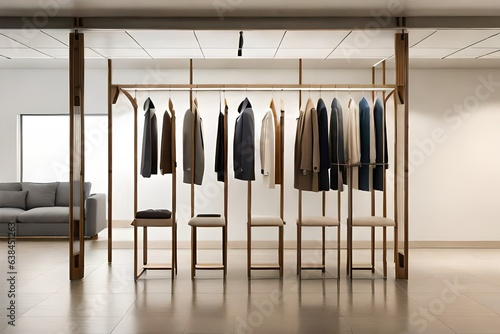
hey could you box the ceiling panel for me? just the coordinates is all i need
[84,31,140,48]
[147,48,203,58]
[195,30,285,49]
[481,50,500,58]
[0,48,50,58]
[203,48,276,58]
[127,30,199,48]
[473,33,500,48]
[36,48,104,59]
[91,48,150,58]
[408,29,437,47]
[41,29,73,45]
[279,31,349,49]
[0,34,25,48]
[338,30,395,49]
[446,47,499,58]
[410,48,459,58]
[275,48,332,58]
[0,30,67,48]
[328,48,393,59]
[413,29,500,49]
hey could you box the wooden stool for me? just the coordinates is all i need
[188,215,227,278]
[247,216,284,278]
[348,216,395,278]
[133,209,177,280]
[297,216,340,278]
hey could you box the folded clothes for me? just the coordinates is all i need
[135,209,172,219]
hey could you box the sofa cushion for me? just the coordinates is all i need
[0,208,25,223]
[0,183,21,191]
[55,182,92,207]
[16,207,80,224]
[0,190,28,210]
[21,182,59,210]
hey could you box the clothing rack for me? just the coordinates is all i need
[107,53,409,279]
[116,86,177,280]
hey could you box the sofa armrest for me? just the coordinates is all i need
[85,193,107,237]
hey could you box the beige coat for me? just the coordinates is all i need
[260,109,275,188]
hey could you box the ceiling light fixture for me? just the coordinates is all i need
[238,31,244,57]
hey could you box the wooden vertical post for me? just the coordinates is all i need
[190,59,195,219]
[370,66,376,273]
[395,31,409,280]
[247,180,251,278]
[107,59,113,264]
[69,31,85,280]
[223,101,228,276]
[170,103,177,275]
[297,59,303,277]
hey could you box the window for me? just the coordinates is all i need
[20,114,108,195]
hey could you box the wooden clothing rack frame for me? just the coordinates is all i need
[114,83,178,280]
[246,99,286,278]
[107,44,410,280]
[187,91,229,279]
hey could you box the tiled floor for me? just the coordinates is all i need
[1,236,500,334]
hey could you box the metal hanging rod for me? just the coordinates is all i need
[114,83,396,92]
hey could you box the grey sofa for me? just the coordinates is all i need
[0,182,106,238]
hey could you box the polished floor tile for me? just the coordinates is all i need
[1,238,500,333]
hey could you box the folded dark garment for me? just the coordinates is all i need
[135,209,171,219]
[196,213,221,218]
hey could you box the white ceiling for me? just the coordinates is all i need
[1,1,500,67]
[1,28,500,65]
[1,0,500,17]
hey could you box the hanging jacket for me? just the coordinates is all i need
[183,101,204,185]
[330,98,346,191]
[373,98,388,191]
[140,97,158,178]
[294,98,320,191]
[317,98,330,191]
[234,97,255,181]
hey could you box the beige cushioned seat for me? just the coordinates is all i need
[352,216,395,227]
[250,216,284,227]
[299,216,339,226]
[188,216,225,227]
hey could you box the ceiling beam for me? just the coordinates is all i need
[1,16,500,30]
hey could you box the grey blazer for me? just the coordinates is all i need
[183,102,204,185]
[233,97,255,181]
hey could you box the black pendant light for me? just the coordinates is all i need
[238,31,244,57]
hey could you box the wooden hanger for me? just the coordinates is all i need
[168,98,175,116]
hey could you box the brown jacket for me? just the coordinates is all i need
[294,98,320,191]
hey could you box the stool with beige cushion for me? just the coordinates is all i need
[296,191,341,278]
[188,100,228,279]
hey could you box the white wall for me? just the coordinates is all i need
[1,65,499,242]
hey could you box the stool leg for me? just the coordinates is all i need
[172,223,177,278]
[279,225,284,278]
[337,224,341,278]
[371,226,375,274]
[297,223,301,277]
[322,226,326,273]
[346,218,352,276]
[223,226,227,277]
[143,226,148,266]
[383,226,387,278]
[134,225,138,280]
[247,222,251,279]
[191,226,197,279]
